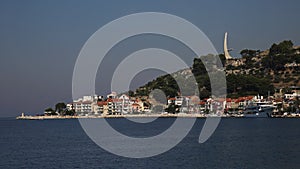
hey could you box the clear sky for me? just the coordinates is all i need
[0,0,300,117]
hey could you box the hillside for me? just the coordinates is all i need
[132,40,300,99]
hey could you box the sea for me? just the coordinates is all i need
[1,117,300,169]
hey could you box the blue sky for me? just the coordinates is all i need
[0,0,300,117]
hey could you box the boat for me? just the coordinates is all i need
[242,102,275,118]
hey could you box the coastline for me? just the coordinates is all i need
[16,114,300,120]
[16,114,231,120]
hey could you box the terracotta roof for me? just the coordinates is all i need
[226,98,232,102]
[107,98,121,102]
[97,101,108,106]
[246,96,254,100]
[199,101,206,105]
[235,98,243,103]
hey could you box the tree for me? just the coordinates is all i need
[262,40,295,70]
[44,107,55,115]
[240,49,259,69]
[65,109,76,116]
[240,49,258,58]
[45,107,54,112]
[165,104,180,114]
[55,102,67,115]
[128,90,134,97]
[226,74,274,97]
[218,54,226,66]
[192,57,207,76]
[269,40,293,56]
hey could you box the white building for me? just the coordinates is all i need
[118,94,132,113]
[66,103,73,111]
[81,101,92,112]
[72,95,101,114]
[175,96,183,106]
[73,101,82,113]
[107,92,117,99]
[83,96,93,102]
[285,93,300,100]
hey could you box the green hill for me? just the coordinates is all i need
[132,40,300,99]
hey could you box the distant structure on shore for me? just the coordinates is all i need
[224,32,233,60]
[223,32,245,67]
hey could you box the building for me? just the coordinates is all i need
[167,98,176,105]
[66,103,73,111]
[81,101,93,113]
[97,101,108,115]
[283,87,300,100]
[107,92,117,99]
[175,96,184,106]
[118,94,132,114]
[132,103,142,112]
[72,95,101,115]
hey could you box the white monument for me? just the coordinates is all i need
[224,32,233,59]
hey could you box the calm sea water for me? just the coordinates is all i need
[0,117,300,169]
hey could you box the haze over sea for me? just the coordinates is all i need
[1,118,299,169]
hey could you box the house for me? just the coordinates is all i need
[97,101,108,115]
[83,96,93,102]
[131,99,145,112]
[132,103,142,112]
[81,101,93,113]
[118,94,132,114]
[235,96,253,109]
[167,98,176,105]
[229,99,239,110]
[284,93,299,100]
[198,101,207,112]
[106,98,122,115]
[72,95,104,115]
[73,101,82,113]
[175,96,183,106]
[67,103,73,111]
[107,92,117,99]
[225,98,232,109]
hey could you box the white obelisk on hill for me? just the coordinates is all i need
[224,32,233,59]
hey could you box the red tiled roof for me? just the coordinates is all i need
[107,98,121,102]
[97,101,107,106]
[246,96,254,100]
[199,101,206,105]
